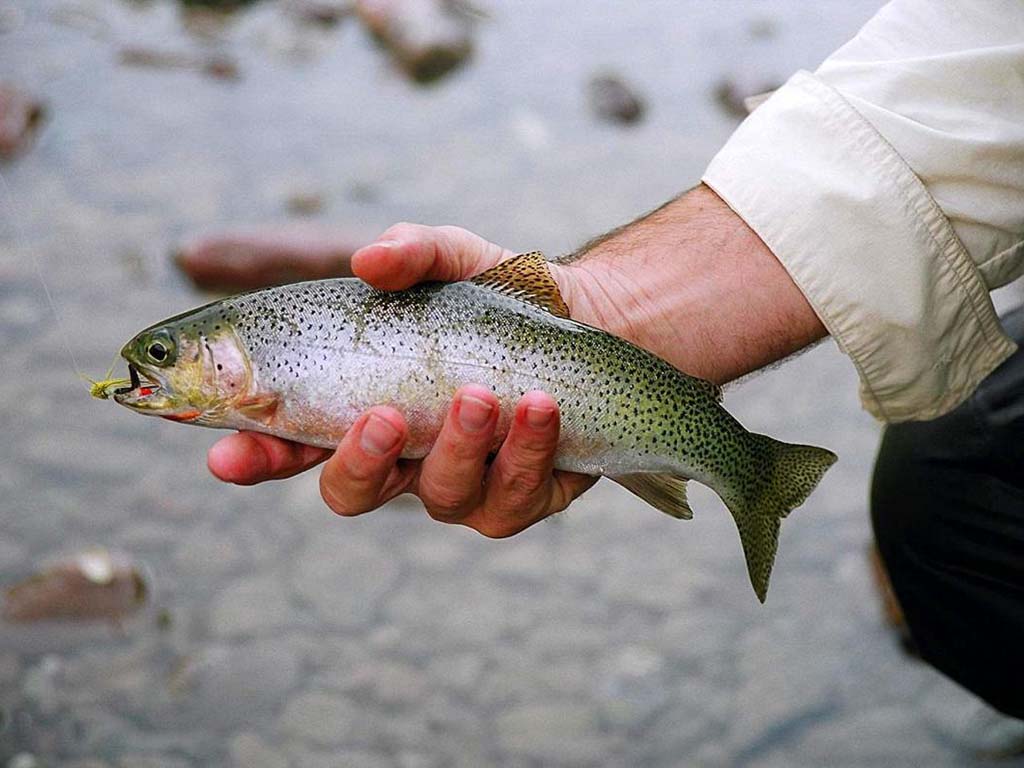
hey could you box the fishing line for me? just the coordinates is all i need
[0,167,94,388]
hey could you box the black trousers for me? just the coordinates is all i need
[872,306,1024,719]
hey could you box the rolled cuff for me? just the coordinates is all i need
[702,70,1016,422]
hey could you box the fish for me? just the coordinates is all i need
[105,252,836,600]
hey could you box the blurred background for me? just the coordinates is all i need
[2,1,1022,766]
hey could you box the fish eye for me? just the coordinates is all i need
[143,330,176,366]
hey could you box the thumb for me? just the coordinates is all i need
[351,223,515,290]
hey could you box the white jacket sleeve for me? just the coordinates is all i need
[702,0,1024,422]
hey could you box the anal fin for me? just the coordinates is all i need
[611,473,693,520]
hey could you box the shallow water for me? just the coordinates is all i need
[1,1,1019,766]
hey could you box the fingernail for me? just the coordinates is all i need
[526,406,555,429]
[458,394,493,433]
[373,239,399,249]
[360,413,401,455]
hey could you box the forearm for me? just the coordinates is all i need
[551,184,826,384]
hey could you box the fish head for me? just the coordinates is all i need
[114,312,253,424]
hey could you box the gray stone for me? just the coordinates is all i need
[208,574,293,638]
[290,534,399,629]
[485,541,553,581]
[228,732,289,768]
[595,645,672,729]
[155,639,301,731]
[427,653,486,694]
[0,650,20,686]
[117,756,193,768]
[278,690,370,748]
[495,701,610,765]
[173,525,246,580]
[321,659,428,708]
[796,706,944,765]
[282,747,389,768]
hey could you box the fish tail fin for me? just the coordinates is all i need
[725,435,837,602]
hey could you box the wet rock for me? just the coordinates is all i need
[207,574,293,638]
[355,0,474,84]
[119,47,241,82]
[0,650,20,686]
[290,534,399,629]
[228,731,289,768]
[712,76,781,119]
[321,659,428,708]
[587,73,645,125]
[495,701,610,765]
[426,652,485,694]
[747,17,777,40]
[3,548,147,623]
[285,190,324,216]
[117,755,193,768]
[163,639,301,730]
[278,689,371,747]
[0,3,24,34]
[0,83,45,159]
[284,747,389,768]
[287,0,355,26]
[797,706,941,765]
[173,525,246,580]
[178,0,260,9]
[485,540,552,581]
[22,655,62,715]
[596,645,672,730]
[174,226,361,291]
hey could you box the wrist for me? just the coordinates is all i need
[549,184,826,383]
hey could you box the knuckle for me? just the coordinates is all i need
[473,518,524,539]
[441,430,488,461]
[340,450,384,485]
[501,463,548,499]
[381,221,419,240]
[436,224,470,240]
[319,475,366,517]
[420,481,474,521]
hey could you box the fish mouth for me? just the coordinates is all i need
[112,364,166,406]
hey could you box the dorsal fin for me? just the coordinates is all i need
[470,252,570,319]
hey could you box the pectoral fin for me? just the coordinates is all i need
[611,473,693,520]
[237,393,280,423]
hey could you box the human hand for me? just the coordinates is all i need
[207,223,598,537]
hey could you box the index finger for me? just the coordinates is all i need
[207,431,332,485]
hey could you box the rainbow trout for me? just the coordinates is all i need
[105,253,835,600]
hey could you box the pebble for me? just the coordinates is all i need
[290,535,399,629]
[587,73,645,125]
[495,702,610,765]
[278,690,369,748]
[321,659,428,708]
[207,574,293,638]
[117,756,193,768]
[173,526,246,580]
[0,83,44,158]
[228,732,289,768]
[164,640,302,730]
